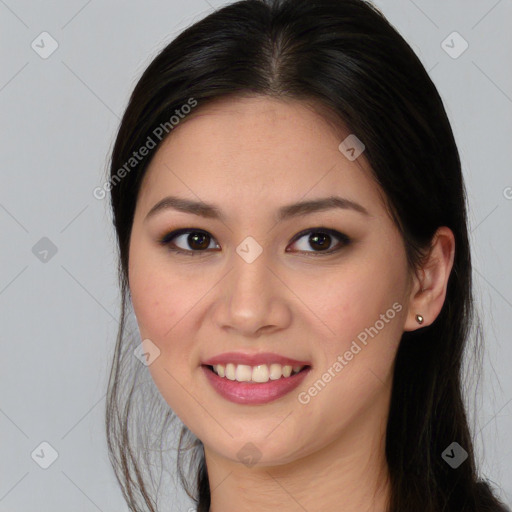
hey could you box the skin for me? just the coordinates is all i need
[128,95,455,512]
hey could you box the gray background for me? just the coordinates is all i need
[1,0,511,510]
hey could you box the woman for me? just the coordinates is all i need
[105,0,510,510]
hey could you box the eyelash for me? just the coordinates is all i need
[157,227,351,257]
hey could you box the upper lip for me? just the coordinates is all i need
[202,352,311,367]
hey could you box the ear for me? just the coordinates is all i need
[403,226,455,331]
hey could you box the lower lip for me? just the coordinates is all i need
[202,365,311,405]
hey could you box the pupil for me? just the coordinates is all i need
[310,232,330,251]
[189,232,209,250]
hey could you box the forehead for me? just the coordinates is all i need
[156,95,352,155]
[137,95,385,218]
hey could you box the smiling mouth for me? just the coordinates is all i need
[203,363,311,384]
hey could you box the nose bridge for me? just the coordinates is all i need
[215,233,290,335]
[230,234,272,302]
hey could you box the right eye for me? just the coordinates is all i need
[159,228,220,256]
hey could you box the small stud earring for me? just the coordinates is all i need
[415,314,424,325]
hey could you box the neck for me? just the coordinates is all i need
[205,397,391,512]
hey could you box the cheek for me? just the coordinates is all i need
[301,247,408,391]
[306,260,406,342]
[129,240,188,342]
[129,253,207,428]
[293,263,406,440]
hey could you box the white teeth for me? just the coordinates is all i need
[211,363,305,383]
[269,363,282,380]
[235,364,252,382]
[225,363,236,380]
[252,364,269,383]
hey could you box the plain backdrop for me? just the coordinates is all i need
[1,0,511,510]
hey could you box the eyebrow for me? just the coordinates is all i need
[144,194,370,223]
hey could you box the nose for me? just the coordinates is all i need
[211,247,292,338]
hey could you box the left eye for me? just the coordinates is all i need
[289,228,351,254]
[158,228,351,256]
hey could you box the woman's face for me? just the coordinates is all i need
[128,96,413,467]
